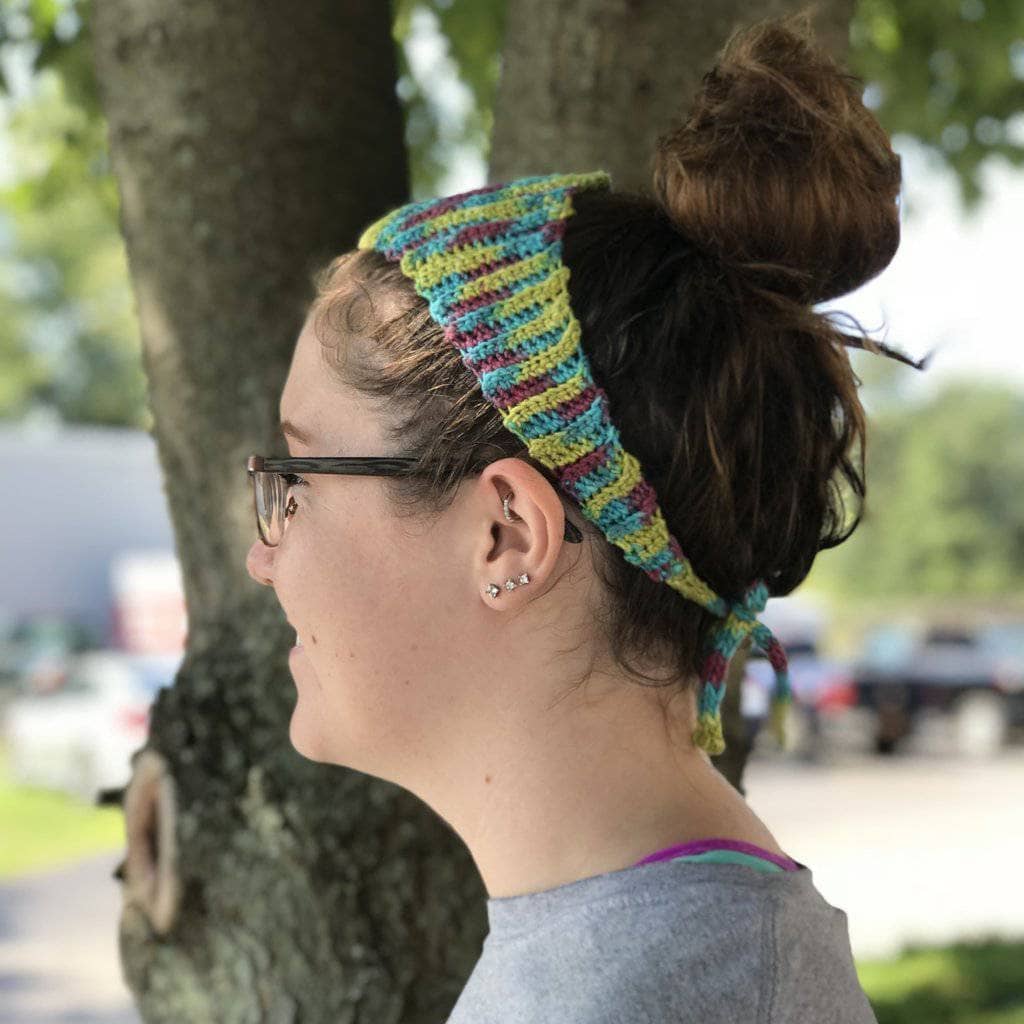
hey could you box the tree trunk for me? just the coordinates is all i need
[489,0,854,793]
[93,3,484,1022]
[94,0,855,1020]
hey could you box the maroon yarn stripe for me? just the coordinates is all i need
[559,443,613,487]
[449,218,516,249]
[625,478,659,517]
[448,286,517,324]
[496,371,558,406]
[701,650,730,686]
[448,321,500,349]
[403,182,505,228]
[542,218,567,243]
[476,346,530,374]
[550,383,600,423]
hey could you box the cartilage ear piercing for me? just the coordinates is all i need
[502,491,522,523]
[484,572,530,599]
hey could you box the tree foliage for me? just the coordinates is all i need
[0,0,147,426]
[812,380,1024,599]
[849,0,1024,206]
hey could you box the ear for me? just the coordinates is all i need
[474,457,570,609]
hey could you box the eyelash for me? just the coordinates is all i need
[282,473,308,520]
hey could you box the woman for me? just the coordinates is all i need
[246,14,926,1022]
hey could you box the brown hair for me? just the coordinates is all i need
[307,13,929,706]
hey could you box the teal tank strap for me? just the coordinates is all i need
[665,849,785,873]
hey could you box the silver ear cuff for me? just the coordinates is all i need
[485,491,531,599]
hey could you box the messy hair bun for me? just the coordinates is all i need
[652,13,902,305]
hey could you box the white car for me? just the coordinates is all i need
[3,649,182,803]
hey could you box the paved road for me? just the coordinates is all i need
[745,740,1024,960]
[1,744,1021,1020]
[0,850,139,1024]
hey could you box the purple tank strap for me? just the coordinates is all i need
[633,837,802,872]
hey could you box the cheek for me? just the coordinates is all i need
[294,528,468,758]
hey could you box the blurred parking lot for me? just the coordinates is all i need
[746,741,1024,962]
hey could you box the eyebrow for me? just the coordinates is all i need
[280,419,316,446]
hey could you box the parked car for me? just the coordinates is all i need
[3,649,182,803]
[851,620,1024,758]
[0,612,100,717]
[742,640,860,759]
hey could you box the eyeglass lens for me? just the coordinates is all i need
[253,471,291,546]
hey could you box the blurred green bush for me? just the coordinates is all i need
[858,936,1024,1023]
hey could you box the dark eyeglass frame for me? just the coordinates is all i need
[247,454,585,547]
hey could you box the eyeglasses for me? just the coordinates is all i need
[247,454,585,548]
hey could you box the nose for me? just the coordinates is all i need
[246,536,275,587]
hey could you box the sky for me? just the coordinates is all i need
[2,10,1022,407]
[833,144,1024,403]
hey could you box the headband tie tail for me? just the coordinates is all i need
[691,595,791,757]
[751,620,793,750]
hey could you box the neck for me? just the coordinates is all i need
[414,675,776,899]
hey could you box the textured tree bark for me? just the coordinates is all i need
[94,0,856,1020]
[490,0,855,794]
[92,2,485,1021]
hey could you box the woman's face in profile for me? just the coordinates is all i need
[244,308,484,787]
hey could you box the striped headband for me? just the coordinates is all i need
[356,169,791,756]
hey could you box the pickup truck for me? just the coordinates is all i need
[850,621,1024,758]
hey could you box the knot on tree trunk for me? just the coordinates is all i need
[118,747,182,935]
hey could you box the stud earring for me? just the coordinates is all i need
[485,572,531,599]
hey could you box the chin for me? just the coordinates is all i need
[288,705,328,763]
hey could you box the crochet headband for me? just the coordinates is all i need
[356,170,791,756]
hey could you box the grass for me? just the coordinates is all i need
[0,739,125,880]
[857,936,1024,1023]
